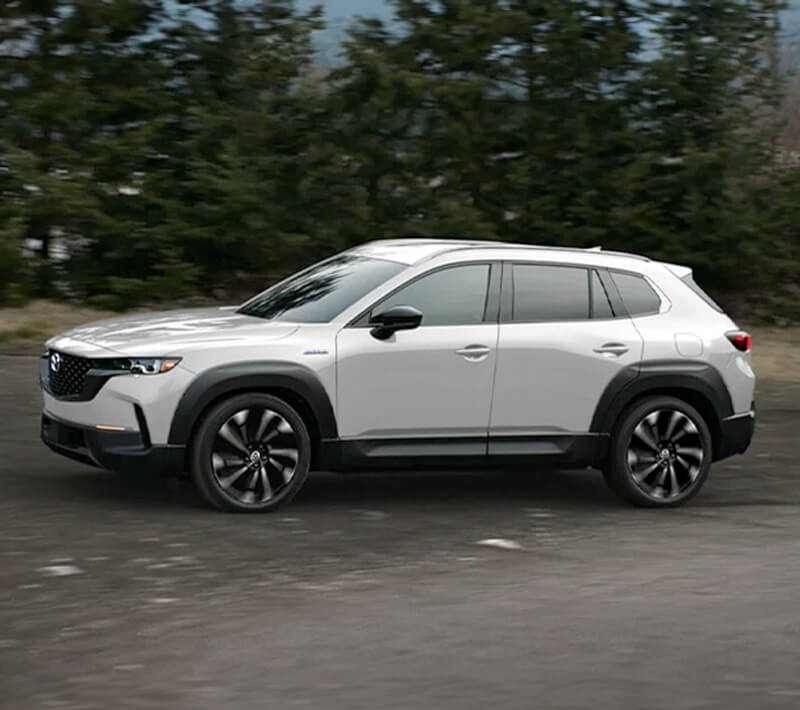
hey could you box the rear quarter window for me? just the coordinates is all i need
[611,271,661,316]
[682,275,724,312]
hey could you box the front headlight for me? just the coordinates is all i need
[105,357,182,375]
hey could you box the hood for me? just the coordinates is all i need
[46,307,299,356]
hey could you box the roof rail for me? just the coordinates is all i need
[432,242,650,262]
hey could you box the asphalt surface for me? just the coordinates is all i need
[1,355,799,709]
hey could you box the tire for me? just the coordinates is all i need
[190,393,311,513]
[604,395,713,507]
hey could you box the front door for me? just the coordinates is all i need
[336,262,500,458]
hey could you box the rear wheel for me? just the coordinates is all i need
[190,393,311,512]
[604,395,712,507]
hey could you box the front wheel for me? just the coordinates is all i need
[604,395,713,507]
[190,393,311,512]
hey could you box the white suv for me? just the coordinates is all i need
[40,239,756,511]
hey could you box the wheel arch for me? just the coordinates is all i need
[168,361,337,467]
[591,360,734,459]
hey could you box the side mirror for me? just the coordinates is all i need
[369,305,423,340]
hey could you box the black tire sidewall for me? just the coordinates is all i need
[190,393,311,513]
[607,395,713,507]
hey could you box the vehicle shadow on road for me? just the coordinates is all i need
[34,463,624,513]
[31,458,799,513]
[296,469,617,510]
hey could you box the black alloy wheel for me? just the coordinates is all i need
[605,395,713,507]
[191,393,311,512]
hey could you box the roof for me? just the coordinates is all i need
[350,238,650,266]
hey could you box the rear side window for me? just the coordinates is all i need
[512,264,589,322]
[682,274,723,312]
[611,271,661,316]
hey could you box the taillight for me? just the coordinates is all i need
[726,330,752,352]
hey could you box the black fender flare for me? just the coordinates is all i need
[590,360,734,435]
[168,361,338,446]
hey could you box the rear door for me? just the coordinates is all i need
[489,263,643,451]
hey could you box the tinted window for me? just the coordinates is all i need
[591,271,614,319]
[682,274,723,312]
[612,272,661,316]
[375,264,490,326]
[239,255,406,323]
[512,265,589,322]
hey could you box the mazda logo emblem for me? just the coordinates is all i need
[50,352,61,373]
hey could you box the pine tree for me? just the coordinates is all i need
[330,1,647,244]
[0,1,328,306]
[327,14,437,241]
[176,0,329,286]
[626,0,788,290]
[0,0,175,305]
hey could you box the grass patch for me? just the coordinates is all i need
[748,326,800,383]
[0,301,117,352]
[0,321,52,344]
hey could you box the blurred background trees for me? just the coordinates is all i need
[1,0,797,319]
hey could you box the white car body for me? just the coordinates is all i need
[40,239,756,509]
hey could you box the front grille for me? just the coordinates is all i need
[48,352,95,397]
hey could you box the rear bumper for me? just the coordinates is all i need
[41,411,185,476]
[715,405,756,461]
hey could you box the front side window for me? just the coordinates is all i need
[611,271,661,316]
[238,255,406,323]
[372,264,491,326]
[512,264,590,322]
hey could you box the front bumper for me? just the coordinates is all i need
[716,405,756,461]
[39,354,195,445]
[41,411,185,476]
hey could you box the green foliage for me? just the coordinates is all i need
[0,217,32,306]
[0,0,796,319]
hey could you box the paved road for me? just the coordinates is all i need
[1,355,799,709]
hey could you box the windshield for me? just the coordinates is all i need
[238,254,407,323]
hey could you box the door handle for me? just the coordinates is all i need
[593,342,629,357]
[455,345,491,361]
